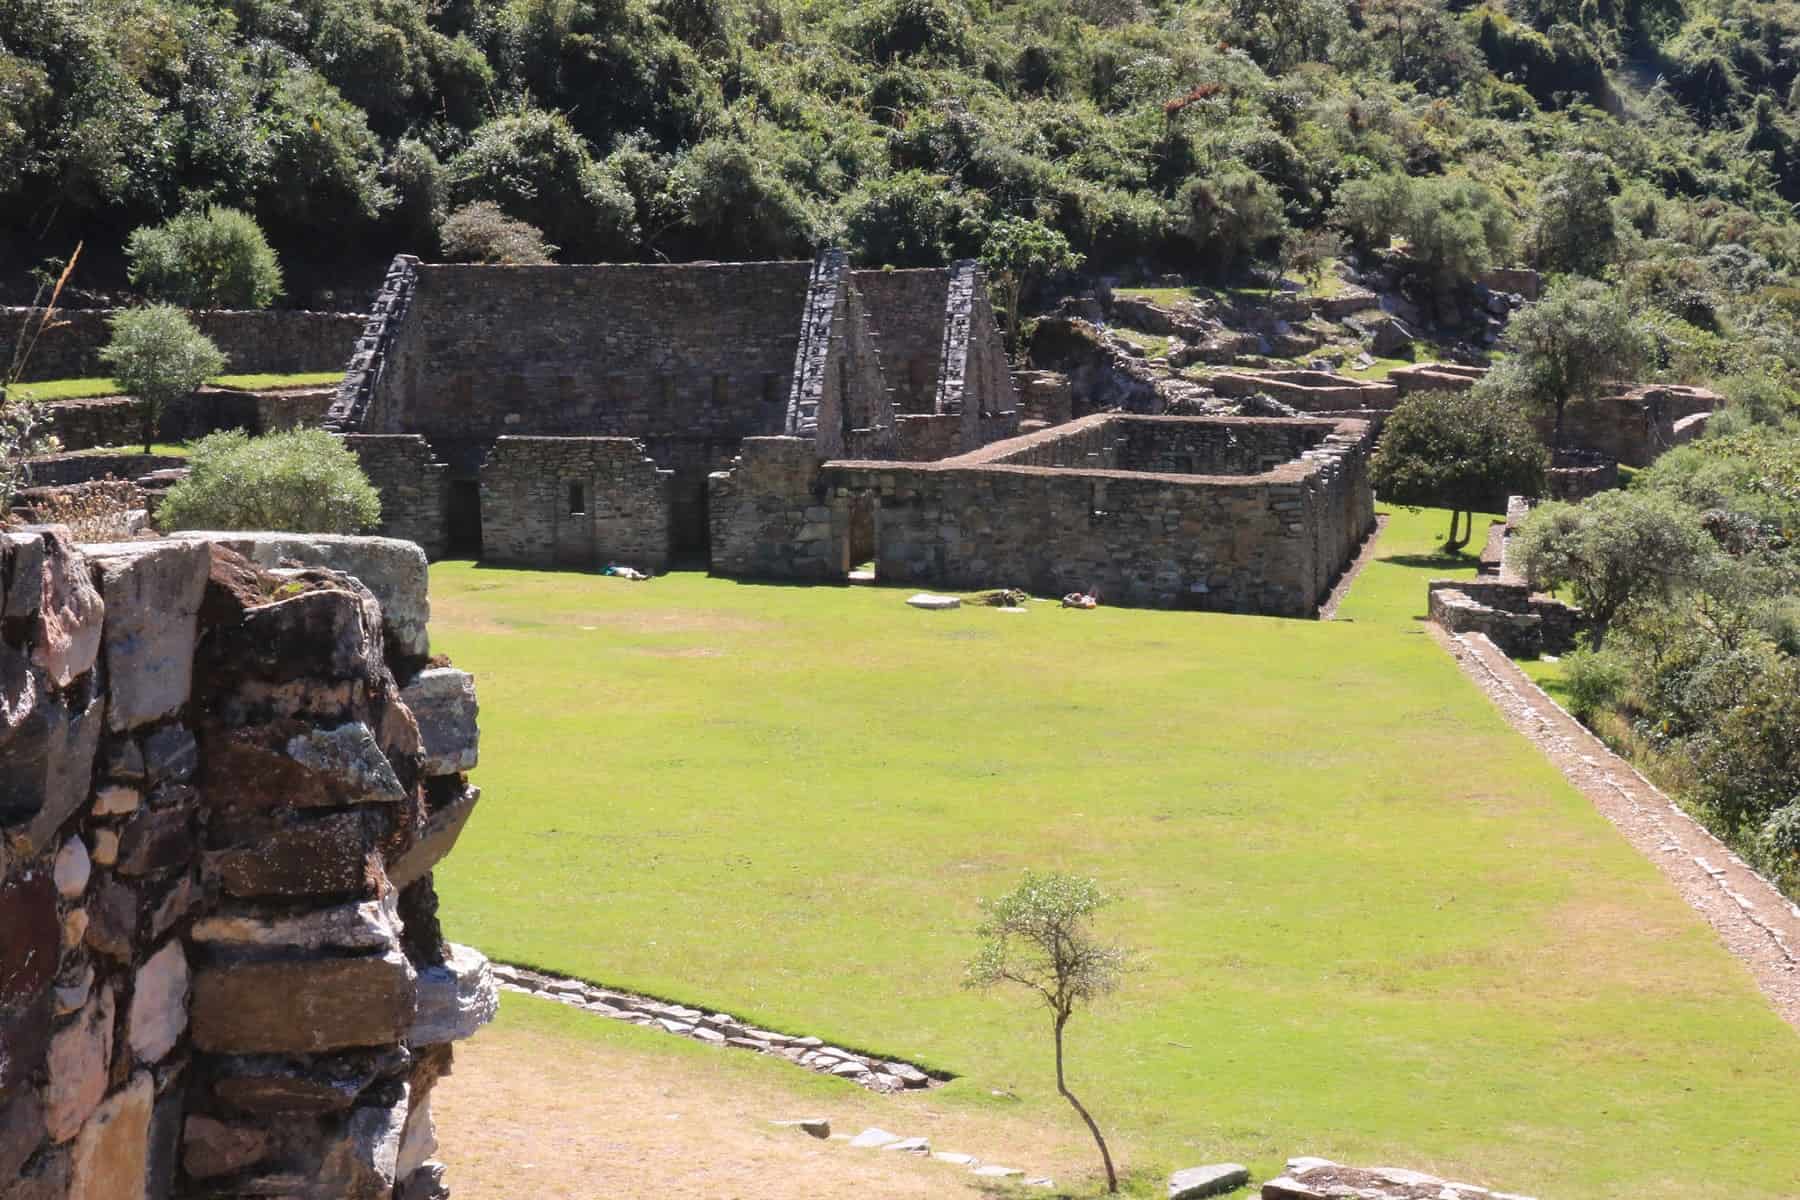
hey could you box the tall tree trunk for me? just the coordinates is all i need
[1054,1013,1117,1193]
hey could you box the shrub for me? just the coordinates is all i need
[841,170,986,267]
[1515,490,1712,641]
[97,305,227,453]
[439,202,557,264]
[157,428,381,535]
[1560,646,1628,720]
[1174,169,1287,276]
[445,108,637,259]
[125,207,284,310]
[1527,151,1617,277]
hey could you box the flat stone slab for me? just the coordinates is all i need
[1264,1158,1538,1200]
[1171,1163,1250,1198]
[848,1127,902,1149]
[770,1119,830,1139]
[904,593,960,610]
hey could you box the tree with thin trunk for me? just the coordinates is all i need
[1498,279,1650,451]
[965,870,1129,1193]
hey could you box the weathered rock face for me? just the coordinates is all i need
[0,527,490,1200]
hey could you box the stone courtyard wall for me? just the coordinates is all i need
[47,388,338,453]
[0,528,491,1200]
[710,415,1376,615]
[480,437,674,570]
[1,309,363,384]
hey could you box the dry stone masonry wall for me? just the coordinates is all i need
[479,437,674,570]
[0,527,492,1200]
[1,309,363,384]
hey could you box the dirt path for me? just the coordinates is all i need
[434,1007,1090,1198]
[1433,626,1800,1032]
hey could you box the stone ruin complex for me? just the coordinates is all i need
[327,251,1378,617]
[0,526,492,1199]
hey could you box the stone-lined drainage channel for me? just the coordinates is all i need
[490,962,949,1093]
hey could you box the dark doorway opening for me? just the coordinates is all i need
[447,480,482,557]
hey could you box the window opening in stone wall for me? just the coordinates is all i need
[568,482,587,516]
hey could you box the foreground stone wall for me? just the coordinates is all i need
[480,437,674,570]
[0,528,491,1200]
[2,309,363,384]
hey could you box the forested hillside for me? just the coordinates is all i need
[5,0,1800,300]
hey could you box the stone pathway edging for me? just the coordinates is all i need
[783,1122,1053,1189]
[1433,626,1800,1031]
[488,962,946,1092]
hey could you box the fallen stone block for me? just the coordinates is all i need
[848,1127,902,1148]
[771,1119,830,1139]
[1170,1162,1250,1198]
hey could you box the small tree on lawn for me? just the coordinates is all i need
[980,217,1083,354]
[98,304,226,453]
[125,207,284,311]
[1515,489,1711,644]
[157,428,381,535]
[965,870,1128,1194]
[1499,278,1650,450]
[1370,386,1548,550]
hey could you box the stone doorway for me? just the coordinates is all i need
[447,480,483,557]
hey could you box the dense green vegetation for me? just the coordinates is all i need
[427,508,1800,1199]
[1523,398,1800,895]
[7,0,1800,297]
[156,426,382,532]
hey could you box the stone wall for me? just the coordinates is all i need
[1011,370,1073,427]
[24,454,187,489]
[0,527,491,1200]
[480,437,674,570]
[710,415,1376,615]
[342,436,452,560]
[354,261,809,443]
[2,309,363,384]
[851,269,949,415]
[933,263,1020,454]
[47,388,338,453]
[787,252,896,460]
[707,438,843,580]
[1427,576,1583,656]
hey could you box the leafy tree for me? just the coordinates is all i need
[1330,173,1511,293]
[256,65,394,231]
[1175,169,1288,277]
[157,428,381,535]
[125,208,284,311]
[1514,490,1712,642]
[1370,388,1548,549]
[439,202,557,264]
[97,305,227,453]
[666,135,818,260]
[1528,152,1617,276]
[965,871,1128,1194]
[980,217,1083,351]
[385,139,448,255]
[1497,279,1651,449]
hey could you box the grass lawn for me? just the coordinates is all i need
[10,370,342,401]
[429,505,1800,1199]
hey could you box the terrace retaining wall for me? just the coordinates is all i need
[2,309,363,383]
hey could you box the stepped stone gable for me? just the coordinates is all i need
[0,526,492,1200]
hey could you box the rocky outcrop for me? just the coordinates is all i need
[0,527,491,1200]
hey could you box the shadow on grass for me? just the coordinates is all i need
[1377,552,1480,571]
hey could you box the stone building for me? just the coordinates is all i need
[328,250,1376,616]
[327,250,1019,565]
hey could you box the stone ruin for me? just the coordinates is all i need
[1426,496,1584,656]
[0,526,492,1199]
[325,250,1379,616]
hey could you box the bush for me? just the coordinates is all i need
[439,202,557,264]
[1515,490,1712,640]
[125,208,284,310]
[1560,646,1628,720]
[1175,169,1287,276]
[841,170,986,266]
[97,305,227,453]
[1331,172,1511,292]
[1527,151,1617,277]
[157,428,381,535]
